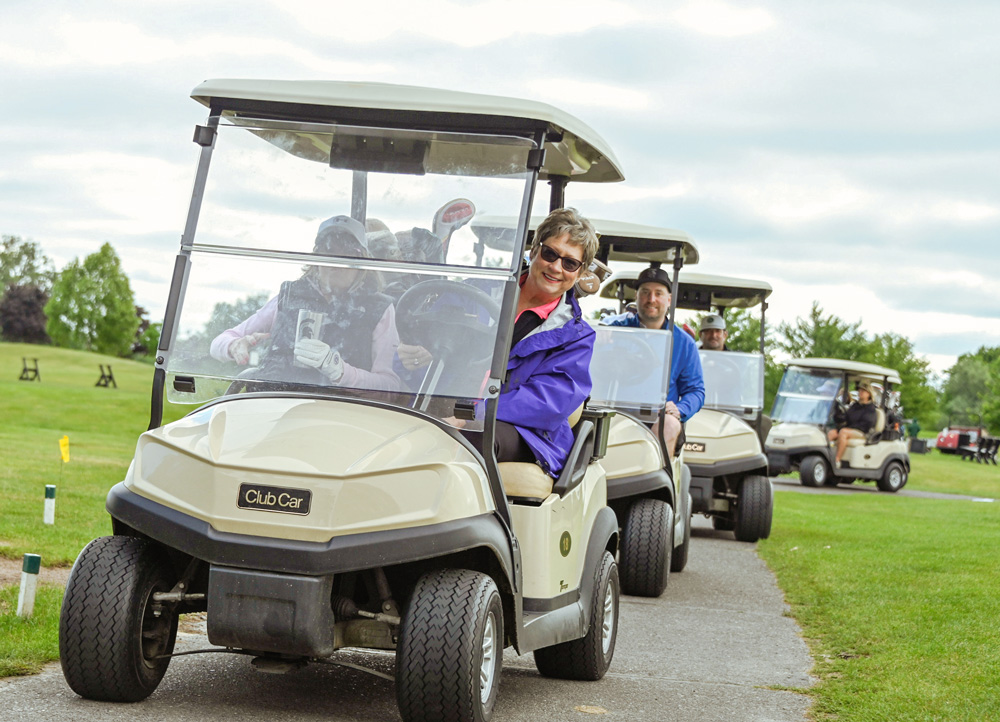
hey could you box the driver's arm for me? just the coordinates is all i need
[673,333,706,422]
[209,296,277,362]
[336,305,402,392]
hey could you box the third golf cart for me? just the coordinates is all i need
[601,270,774,543]
[766,358,910,492]
[58,79,626,722]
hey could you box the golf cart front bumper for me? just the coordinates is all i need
[107,482,515,580]
[686,454,768,514]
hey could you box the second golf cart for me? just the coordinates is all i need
[766,358,910,492]
[59,79,626,722]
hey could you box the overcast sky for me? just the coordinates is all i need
[3,0,998,378]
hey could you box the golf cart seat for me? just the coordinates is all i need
[500,404,591,502]
[845,407,885,447]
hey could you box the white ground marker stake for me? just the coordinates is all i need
[43,484,56,525]
[17,554,41,618]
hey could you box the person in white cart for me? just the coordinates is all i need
[210,215,401,391]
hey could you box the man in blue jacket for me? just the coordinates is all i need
[603,266,705,459]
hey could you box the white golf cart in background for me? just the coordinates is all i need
[599,271,773,543]
[58,79,627,722]
[766,358,910,492]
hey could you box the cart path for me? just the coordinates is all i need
[0,516,814,722]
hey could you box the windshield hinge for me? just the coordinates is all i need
[193,125,216,147]
[527,148,547,170]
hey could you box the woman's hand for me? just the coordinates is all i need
[228,332,270,365]
[398,343,433,370]
[294,339,344,382]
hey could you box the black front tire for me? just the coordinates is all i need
[877,461,907,493]
[619,498,673,597]
[534,551,619,680]
[59,536,178,702]
[799,454,829,487]
[396,569,503,722]
[734,475,773,542]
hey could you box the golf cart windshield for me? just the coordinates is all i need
[700,350,764,412]
[587,325,671,419]
[165,117,535,416]
[770,367,842,425]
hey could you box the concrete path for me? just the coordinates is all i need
[0,516,814,722]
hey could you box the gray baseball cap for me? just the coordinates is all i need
[315,215,368,255]
[700,314,726,331]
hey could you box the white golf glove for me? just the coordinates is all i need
[294,339,344,382]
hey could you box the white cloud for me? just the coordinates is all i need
[524,78,652,111]
[671,0,775,38]
[0,17,391,76]
[274,0,640,47]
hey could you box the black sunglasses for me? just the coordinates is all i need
[538,244,584,273]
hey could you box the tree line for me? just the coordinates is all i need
[2,234,996,431]
[0,235,159,359]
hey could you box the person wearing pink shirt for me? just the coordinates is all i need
[210,215,401,392]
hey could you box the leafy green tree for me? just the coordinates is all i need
[45,243,139,357]
[1,235,56,292]
[943,347,1000,433]
[0,284,50,343]
[869,332,938,426]
[776,302,874,361]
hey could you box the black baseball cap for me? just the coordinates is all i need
[629,266,672,291]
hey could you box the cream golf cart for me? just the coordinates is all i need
[589,222,700,595]
[766,358,910,492]
[58,80,626,722]
[599,271,773,543]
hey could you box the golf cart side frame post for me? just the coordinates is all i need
[150,114,221,431]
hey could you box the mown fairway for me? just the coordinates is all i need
[759,491,1000,721]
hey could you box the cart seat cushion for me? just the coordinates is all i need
[499,462,553,500]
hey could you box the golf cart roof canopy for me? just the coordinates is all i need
[191,79,624,183]
[600,270,768,307]
[786,358,902,385]
[471,215,699,261]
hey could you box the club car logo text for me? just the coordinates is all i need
[683,442,706,453]
[238,483,311,516]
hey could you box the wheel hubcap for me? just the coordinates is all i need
[601,583,615,655]
[480,611,496,703]
[890,468,902,487]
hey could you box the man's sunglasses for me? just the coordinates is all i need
[538,244,584,273]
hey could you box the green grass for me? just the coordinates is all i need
[0,585,63,676]
[905,450,1000,498]
[0,341,188,565]
[760,492,1000,721]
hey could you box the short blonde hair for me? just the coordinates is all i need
[531,207,598,270]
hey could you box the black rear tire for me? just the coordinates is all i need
[877,461,907,493]
[534,551,619,680]
[396,569,502,722]
[619,498,673,597]
[59,536,177,702]
[735,475,773,542]
[799,454,829,487]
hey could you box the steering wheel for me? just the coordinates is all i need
[395,279,501,368]
[590,330,658,387]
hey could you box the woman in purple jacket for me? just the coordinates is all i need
[398,208,598,478]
